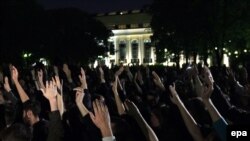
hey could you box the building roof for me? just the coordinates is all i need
[95,9,152,30]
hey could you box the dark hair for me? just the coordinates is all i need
[23,100,41,117]
[0,123,32,141]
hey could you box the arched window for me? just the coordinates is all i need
[119,41,126,61]
[144,40,152,63]
[131,40,139,59]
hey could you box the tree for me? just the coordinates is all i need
[0,0,44,64]
[0,0,112,65]
[150,0,250,66]
[41,8,112,64]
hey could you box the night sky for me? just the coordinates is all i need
[38,0,153,13]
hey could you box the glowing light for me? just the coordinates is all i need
[215,47,218,50]
[244,49,247,53]
[223,54,229,67]
[234,51,238,54]
[39,58,48,66]
[228,52,231,56]
[23,54,28,58]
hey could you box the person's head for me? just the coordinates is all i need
[22,101,41,126]
[0,123,32,141]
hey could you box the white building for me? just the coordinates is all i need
[96,10,155,66]
[96,10,229,67]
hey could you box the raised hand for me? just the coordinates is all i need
[78,67,87,89]
[73,87,89,117]
[192,65,199,76]
[152,71,165,91]
[53,76,62,95]
[37,69,46,90]
[202,66,214,86]
[74,87,84,105]
[137,70,144,85]
[125,99,159,141]
[41,81,57,101]
[11,66,19,83]
[169,83,181,105]
[89,100,113,137]
[112,76,118,92]
[3,76,11,92]
[53,66,59,76]
[99,67,105,83]
[124,99,141,117]
[41,81,58,111]
[63,64,72,83]
[53,76,64,116]
[37,69,43,82]
[201,84,214,102]
[30,69,36,81]
[115,66,124,76]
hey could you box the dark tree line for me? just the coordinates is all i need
[0,0,112,65]
[150,0,250,67]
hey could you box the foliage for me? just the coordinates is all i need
[0,0,111,65]
[150,0,250,66]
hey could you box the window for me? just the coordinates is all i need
[131,24,139,28]
[109,42,115,55]
[131,40,139,59]
[118,25,126,29]
[119,41,126,61]
[144,40,152,63]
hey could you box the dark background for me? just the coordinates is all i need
[38,0,153,13]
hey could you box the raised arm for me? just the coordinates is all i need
[89,100,115,141]
[63,63,73,83]
[124,66,133,82]
[200,67,227,141]
[74,87,89,117]
[79,67,88,90]
[99,67,106,83]
[169,84,204,141]
[3,76,18,105]
[11,66,29,103]
[133,72,143,94]
[30,69,40,91]
[152,71,166,91]
[112,76,126,115]
[37,69,46,90]
[124,100,159,141]
[41,81,63,141]
[53,76,64,117]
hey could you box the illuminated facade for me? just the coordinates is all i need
[96,10,155,66]
[96,10,230,67]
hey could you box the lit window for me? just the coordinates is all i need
[118,25,126,29]
[143,23,150,28]
[131,24,139,28]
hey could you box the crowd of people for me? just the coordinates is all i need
[0,61,249,141]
